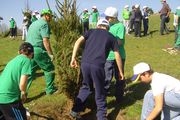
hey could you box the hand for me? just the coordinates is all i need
[70,58,78,68]
[21,91,27,103]
[48,54,54,61]
[119,72,124,80]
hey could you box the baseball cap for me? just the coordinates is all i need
[135,4,140,8]
[124,5,129,9]
[104,7,118,18]
[97,19,109,27]
[41,9,52,16]
[131,62,150,82]
[92,6,97,9]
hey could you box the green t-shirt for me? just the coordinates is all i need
[9,19,15,28]
[26,18,50,49]
[122,9,130,20]
[107,22,126,60]
[82,12,90,22]
[91,11,99,23]
[0,54,31,103]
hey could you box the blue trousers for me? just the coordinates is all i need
[72,63,107,120]
[141,90,180,120]
[104,60,125,101]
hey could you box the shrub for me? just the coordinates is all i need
[51,0,82,99]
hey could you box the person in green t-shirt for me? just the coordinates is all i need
[81,8,90,33]
[9,17,16,38]
[0,42,34,120]
[91,6,99,28]
[104,7,126,102]
[122,5,131,34]
[26,9,57,95]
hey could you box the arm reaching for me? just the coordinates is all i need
[19,75,28,103]
[114,51,124,80]
[70,36,85,68]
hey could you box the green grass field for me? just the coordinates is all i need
[0,14,179,120]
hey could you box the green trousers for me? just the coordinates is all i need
[27,47,56,94]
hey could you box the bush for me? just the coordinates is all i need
[51,0,82,99]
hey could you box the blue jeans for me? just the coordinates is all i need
[141,90,180,120]
[104,60,125,101]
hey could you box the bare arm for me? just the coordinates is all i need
[43,37,53,55]
[114,51,124,80]
[70,36,85,68]
[146,94,163,120]
[19,75,29,103]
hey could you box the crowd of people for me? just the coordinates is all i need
[1,0,180,119]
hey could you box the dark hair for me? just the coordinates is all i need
[19,42,34,55]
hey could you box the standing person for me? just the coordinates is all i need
[173,6,180,49]
[159,0,171,35]
[81,8,90,34]
[0,42,34,120]
[69,19,124,120]
[122,5,131,35]
[142,6,149,36]
[134,4,143,37]
[104,7,126,102]
[22,16,29,41]
[9,17,16,38]
[26,9,57,95]
[91,6,99,28]
[129,5,135,33]
[131,62,180,120]
[31,12,38,23]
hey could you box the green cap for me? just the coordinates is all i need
[41,9,52,15]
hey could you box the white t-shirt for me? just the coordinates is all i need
[151,72,180,96]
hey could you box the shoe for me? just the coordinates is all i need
[70,111,82,120]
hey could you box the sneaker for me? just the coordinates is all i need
[70,111,82,120]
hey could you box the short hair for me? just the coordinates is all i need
[19,42,34,55]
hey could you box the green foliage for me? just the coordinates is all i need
[51,0,82,98]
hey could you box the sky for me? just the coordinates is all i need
[0,0,179,28]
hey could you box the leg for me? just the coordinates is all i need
[114,59,125,102]
[161,91,180,120]
[33,47,57,94]
[71,63,92,113]
[91,64,107,120]
[160,15,166,35]
[104,60,114,95]
[0,101,27,120]
[141,90,154,120]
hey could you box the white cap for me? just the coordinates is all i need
[104,7,118,18]
[92,6,97,9]
[135,4,140,8]
[143,6,148,9]
[124,5,129,9]
[84,8,88,11]
[97,19,109,27]
[131,62,150,82]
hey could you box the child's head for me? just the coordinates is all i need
[19,42,34,57]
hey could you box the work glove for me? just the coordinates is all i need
[48,54,54,61]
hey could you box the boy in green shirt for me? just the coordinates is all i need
[0,42,34,120]
[104,7,126,102]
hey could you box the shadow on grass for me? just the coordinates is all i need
[30,111,54,120]
[107,78,150,120]
[26,91,46,103]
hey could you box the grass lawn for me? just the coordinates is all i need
[0,14,180,120]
